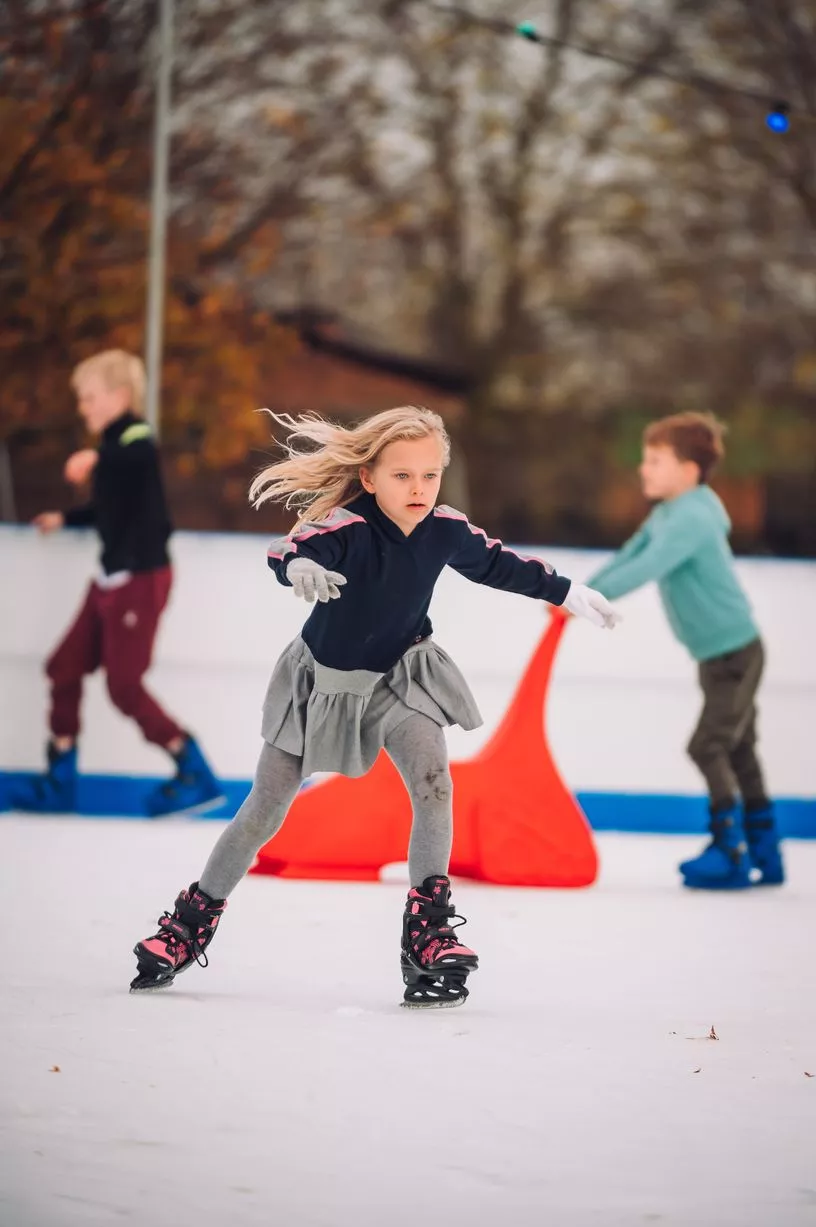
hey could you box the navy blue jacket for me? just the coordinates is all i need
[268,493,571,672]
[63,412,172,575]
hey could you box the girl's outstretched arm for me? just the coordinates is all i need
[266,506,364,587]
[439,506,571,605]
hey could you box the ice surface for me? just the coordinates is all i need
[1,817,815,1227]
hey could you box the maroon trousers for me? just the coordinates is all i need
[46,566,184,747]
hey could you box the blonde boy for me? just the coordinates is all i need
[14,351,221,817]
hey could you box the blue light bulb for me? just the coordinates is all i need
[766,108,789,133]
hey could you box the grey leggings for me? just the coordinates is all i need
[199,713,453,898]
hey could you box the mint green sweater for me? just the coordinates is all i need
[588,486,759,662]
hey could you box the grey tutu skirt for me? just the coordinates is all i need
[261,636,483,778]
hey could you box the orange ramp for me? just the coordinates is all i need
[251,611,597,887]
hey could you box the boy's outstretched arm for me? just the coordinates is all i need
[588,512,709,600]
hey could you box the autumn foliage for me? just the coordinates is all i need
[0,3,292,486]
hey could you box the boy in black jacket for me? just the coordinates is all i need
[14,350,221,817]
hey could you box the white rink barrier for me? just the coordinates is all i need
[1,525,813,827]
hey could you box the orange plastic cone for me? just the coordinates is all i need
[251,611,597,887]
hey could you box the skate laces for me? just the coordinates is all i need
[156,913,209,967]
[408,898,469,964]
[157,900,219,969]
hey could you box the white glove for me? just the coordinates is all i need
[286,557,347,603]
[563,583,621,630]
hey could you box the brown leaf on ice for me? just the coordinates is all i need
[709,1026,719,1041]
[49,1066,61,1073]
[805,1072,814,1078]
[693,1068,702,1074]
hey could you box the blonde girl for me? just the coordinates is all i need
[131,406,616,1007]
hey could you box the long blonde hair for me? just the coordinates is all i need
[71,350,146,415]
[250,406,451,526]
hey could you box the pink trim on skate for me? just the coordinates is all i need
[437,943,476,959]
[433,505,554,573]
[420,938,476,966]
[140,936,178,963]
[267,508,367,560]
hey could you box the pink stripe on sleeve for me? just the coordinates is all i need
[434,505,554,573]
[295,513,366,543]
[267,507,366,560]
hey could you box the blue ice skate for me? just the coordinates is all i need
[744,805,785,886]
[9,742,78,813]
[145,736,224,818]
[679,806,751,890]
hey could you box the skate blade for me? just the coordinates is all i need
[129,946,199,993]
[148,793,227,820]
[129,974,175,993]
[401,995,466,1010]
[681,878,752,891]
[129,955,200,992]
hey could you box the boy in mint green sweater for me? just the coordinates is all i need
[588,412,784,890]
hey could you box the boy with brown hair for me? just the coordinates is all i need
[588,411,783,889]
[13,350,222,818]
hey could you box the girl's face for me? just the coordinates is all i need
[360,434,445,536]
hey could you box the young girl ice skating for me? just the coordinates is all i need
[130,407,618,1007]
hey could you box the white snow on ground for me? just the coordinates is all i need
[1,817,815,1227]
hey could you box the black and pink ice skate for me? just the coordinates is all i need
[130,882,226,992]
[401,875,478,1009]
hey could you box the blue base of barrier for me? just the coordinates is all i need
[0,769,814,837]
[577,792,816,839]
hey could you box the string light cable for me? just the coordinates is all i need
[424,2,814,133]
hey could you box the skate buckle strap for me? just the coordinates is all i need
[157,912,213,969]
[706,814,747,865]
[420,900,456,924]
[159,915,193,942]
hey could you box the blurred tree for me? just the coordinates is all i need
[700,0,816,229]
[172,0,723,519]
[0,0,293,509]
[2,0,815,551]
[564,0,816,550]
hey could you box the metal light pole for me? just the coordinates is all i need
[0,441,17,522]
[144,0,174,437]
